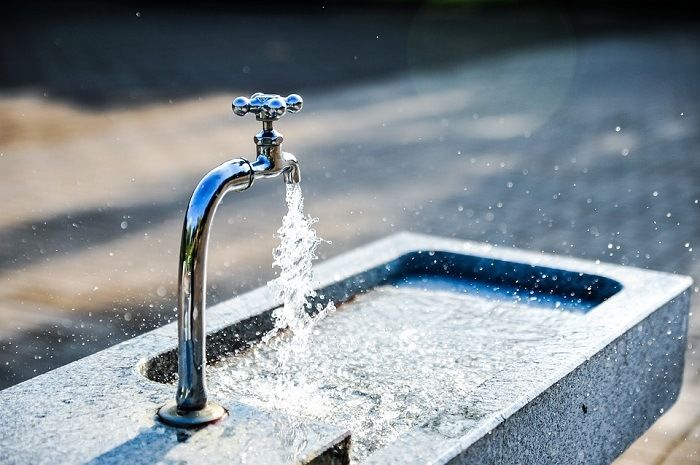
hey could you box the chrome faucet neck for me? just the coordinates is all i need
[254,122,283,165]
[255,124,283,147]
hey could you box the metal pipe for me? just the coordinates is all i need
[176,159,253,412]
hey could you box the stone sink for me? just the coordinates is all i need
[0,233,692,465]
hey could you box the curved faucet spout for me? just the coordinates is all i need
[176,159,253,412]
[158,92,304,428]
[249,150,301,185]
[282,152,301,184]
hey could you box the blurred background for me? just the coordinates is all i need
[0,1,698,462]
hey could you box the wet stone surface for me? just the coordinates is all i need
[208,285,593,463]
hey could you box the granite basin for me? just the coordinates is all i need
[0,233,692,465]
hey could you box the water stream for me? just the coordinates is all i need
[266,183,333,344]
[244,183,335,420]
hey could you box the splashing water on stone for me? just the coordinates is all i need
[229,182,336,461]
[211,284,593,463]
[206,188,601,462]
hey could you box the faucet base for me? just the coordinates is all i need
[157,400,227,428]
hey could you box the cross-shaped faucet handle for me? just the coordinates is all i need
[232,93,303,121]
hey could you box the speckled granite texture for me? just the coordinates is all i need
[0,233,691,464]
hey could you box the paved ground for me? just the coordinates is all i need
[0,6,698,463]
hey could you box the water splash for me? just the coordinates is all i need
[211,185,594,462]
[237,182,335,461]
[211,285,592,463]
[207,189,599,461]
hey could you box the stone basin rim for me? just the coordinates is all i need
[138,231,689,386]
[139,241,626,385]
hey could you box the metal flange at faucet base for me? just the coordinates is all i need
[157,400,227,428]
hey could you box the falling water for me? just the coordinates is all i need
[241,182,336,460]
[222,183,335,435]
[266,183,334,347]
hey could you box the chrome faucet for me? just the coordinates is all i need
[157,93,303,427]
